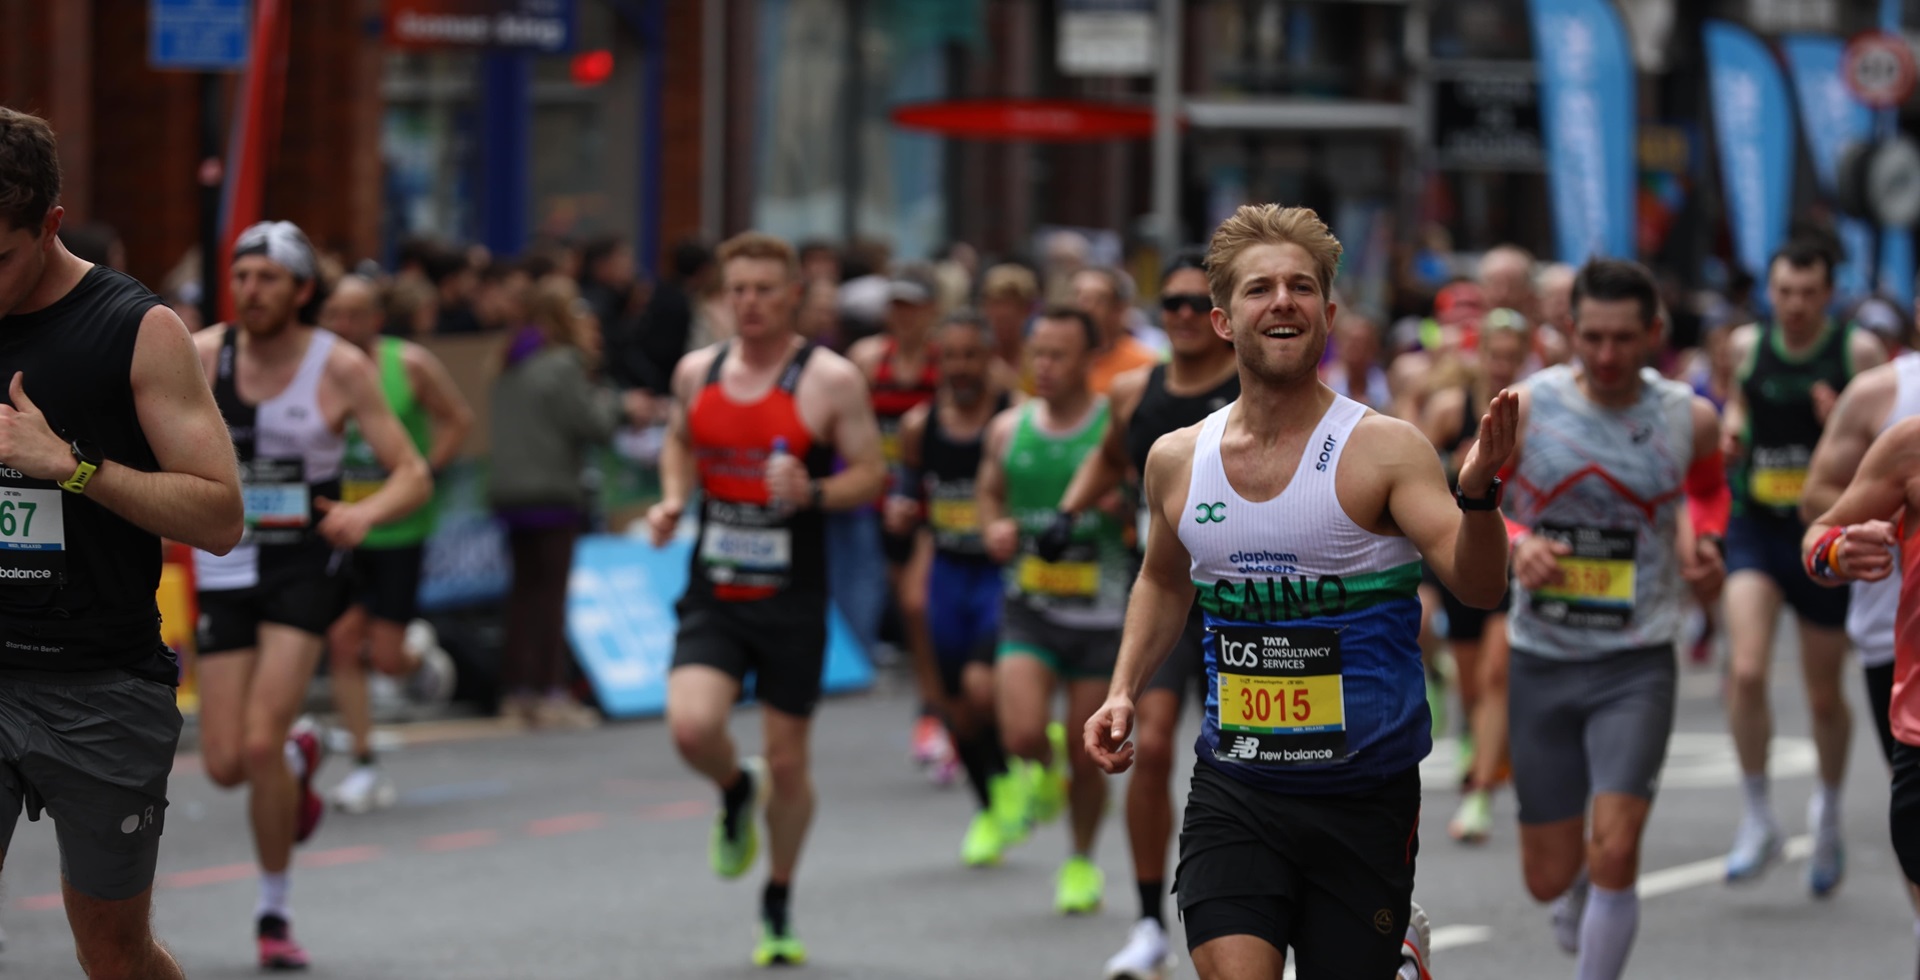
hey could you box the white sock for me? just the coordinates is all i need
[257,872,291,920]
[284,739,306,781]
[1575,885,1639,980]
[1742,774,1771,823]
[1811,782,1842,835]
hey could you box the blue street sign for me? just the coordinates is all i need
[150,0,250,72]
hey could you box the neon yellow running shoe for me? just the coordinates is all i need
[962,811,1006,867]
[1055,855,1105,915]
[1028,759,1067,825]
[989,769,1032,845]
[752,921,808,967]
[710,756,766,879]
[1047,720,1069,779]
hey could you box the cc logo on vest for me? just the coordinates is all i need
[1219,637,1260,668]
[1194,502,1227,524]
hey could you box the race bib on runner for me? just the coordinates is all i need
[1749,445,1810,509]
[1210,625,1347,766]
[1016,546,1099,601]
[0,477,65,586]
[339,467,384,505]
[1533,523,1637,630]
[701,500,792,596]
[241,457,311,547]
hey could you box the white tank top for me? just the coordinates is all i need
[1849,352,1920,668]
[194,329,345,591]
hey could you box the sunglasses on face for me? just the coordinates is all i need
[1161,293,1212,314]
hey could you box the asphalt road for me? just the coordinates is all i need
[0,626,1912,979]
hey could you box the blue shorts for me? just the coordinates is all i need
[928,554,1002,696]
[1725,515,1849,629]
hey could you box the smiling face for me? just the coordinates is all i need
[1211,242,1336,387]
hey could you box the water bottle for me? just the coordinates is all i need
[767,436,790,513]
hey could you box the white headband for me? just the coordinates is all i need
[233,221,316,281]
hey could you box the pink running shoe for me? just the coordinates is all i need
[257,914,310,971]
[912,714,951,768]
[290,722,324,844]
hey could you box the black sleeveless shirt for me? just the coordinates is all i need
[1735,320,1853,522]
[1127,364,1241,473]
[0,266,172,680]
[918,392,1010,561]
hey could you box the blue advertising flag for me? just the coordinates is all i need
[1882,229,1915,308]
[1706,20,1798,282]
[1527,0,1638,265]
[1781,35,1876,301]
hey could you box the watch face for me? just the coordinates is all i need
[70,440,101,465]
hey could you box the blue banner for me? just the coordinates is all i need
[566,537,874,720]
[1706,20,1798,282]
[1883,229,1915,308]
[1781,35,1877,301]
[1527,0,1637,265]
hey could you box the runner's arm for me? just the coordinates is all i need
[1386,391,1518,608]
[405,344,475,473]
[815,355,887,511]
[656,353,704,512]
[1803,416,1920,584]
[884,403,930,536]
[72,306,244,554]
[1801,365,1892,522]
[1088,430,1197,772]
[1057,367,1145,516]
[1720,326,1756,458]
[1681,396,1728,600]
[975,409,1020,563]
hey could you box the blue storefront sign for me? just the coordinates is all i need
[149,0,250,72]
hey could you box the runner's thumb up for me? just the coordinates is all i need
[8,372,34,414]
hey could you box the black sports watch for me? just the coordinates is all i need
[806,479,824,511]
[1453,478,1503,512]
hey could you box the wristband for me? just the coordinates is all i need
[1806,526,1847,581]
[807,479,825,511]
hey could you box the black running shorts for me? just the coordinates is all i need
[197,560,353,655]
[1865,661,1900,767]
[350,545,426,626]
[1174,761,1419,975]
[0,668,182,900]
[1893,740,1920,888]
[672,591,828,718]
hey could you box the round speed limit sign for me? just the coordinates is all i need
[1845,31,1918,109]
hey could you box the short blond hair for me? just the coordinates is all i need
[980,263,1039,302]
[1204,204,1343,310]
[716,231,799,279]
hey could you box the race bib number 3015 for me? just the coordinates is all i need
[1210,625,1347,767]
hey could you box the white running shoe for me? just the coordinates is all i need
[405,637,458,706]
[1550,873,1588,955]
[1400,901,1433,980]
[1725,812,1783,884]
[1103,917,1175,980]
[331,765,398,815]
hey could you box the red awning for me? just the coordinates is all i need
[890,99,1169,141]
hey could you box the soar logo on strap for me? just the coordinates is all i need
[1193,502,1227,524]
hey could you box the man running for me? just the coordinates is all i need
[0,107,242,980]
[1503,260,1726,978]
[192,222,432,969]
[1088,203,1515,980]
[1053,250,1239,977]
[1799,339,1920,925]
[648,232,885,967]
[849,266,949,776]
[978,306,1130,915]
[320,274,473,814]
[1076,267,1162,394]
[1720,239,1886,891]
[891,311,1021,864]
[1800,415,1920,969]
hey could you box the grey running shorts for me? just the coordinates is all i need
[996,600,1120,680]
[1508,644,1676,825]
[0,668,182,900]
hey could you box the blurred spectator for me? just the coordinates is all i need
[837,245,892,346]
[385,276,438,338]
[634,239,715,395]
[473,261,529,333]
[578,235,649,391]
[428,246,482,334]
[488,275,626,729]
[1536,263,1576,334]
[797,277,840,346]
[980,263,1038,392]
[60,221,124,269]
[1477,245,1538,322]
[799,239,841,284]
[1325,310,1391,410]
[1850,293,1911,358]
[1073,266,1159,394]
[1043,229,1091,306]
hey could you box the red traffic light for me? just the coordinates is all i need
[571,49,614,87]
